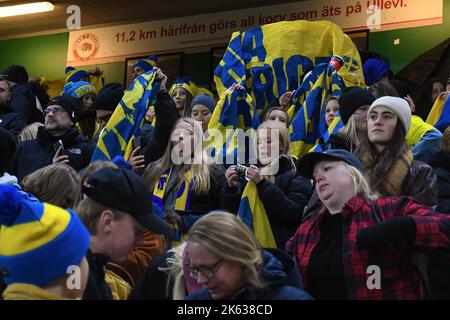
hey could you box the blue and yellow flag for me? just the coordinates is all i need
[214,20,364,111]
[237,181,276,248]
[206,87,260,164]
[91,69,161,162]
[309,115,344,153]
[426,95,450,132]
[289,63,345,158]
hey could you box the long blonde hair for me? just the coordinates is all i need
[342,162,378,201]
[256,120,296,181]
[143,117,212,194]
[337,116,365,152]
[187,211,264,291]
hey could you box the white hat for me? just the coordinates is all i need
[368,96,411,133]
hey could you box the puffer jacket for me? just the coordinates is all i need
[185,248,313,300]
[10,126,94,181]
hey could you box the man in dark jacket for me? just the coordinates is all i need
[10,95,94,181]
[0,65,44,124]
[0,79,26,141]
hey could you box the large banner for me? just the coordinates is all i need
[67,0,443,66]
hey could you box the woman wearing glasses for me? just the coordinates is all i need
[185,212,312,300]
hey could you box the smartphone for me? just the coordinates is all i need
[54,139,64,153]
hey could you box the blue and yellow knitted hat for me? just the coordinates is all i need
[63,81,96,99]
[132,55,158,72]
[0,185,90,286]
[169,76,213,98]
[65,66,90,84]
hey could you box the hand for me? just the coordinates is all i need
[405,95,416,113]
[438,91,449,102]
[246,165,263,184]
[128,146,145,172]
[146,107,155,123]
[356,216,416,252]
[225,165,239,188]
[224,83,245,95]
[279,91,293,107]
[154,68,167,92]
[53,146,69,165]
[88,67,103,77]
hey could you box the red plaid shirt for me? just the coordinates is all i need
[287,195,450,300]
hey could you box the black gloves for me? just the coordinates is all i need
[357,216,416,251]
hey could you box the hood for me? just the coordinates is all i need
[260,248,304,290]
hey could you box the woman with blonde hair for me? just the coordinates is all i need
[21,163,81,209]
[320,87,375,152]
[185,211,312,300]
[143,117,226,244]
[288,148,450,300]
[223,120,313,249]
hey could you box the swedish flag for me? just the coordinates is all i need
[289,63,345,158]
[206,87,260,164]
[310,115,344,152]
[214,20,364,111]
[426,95,450,132]
[91,69,161,162]
[237,181,276,248]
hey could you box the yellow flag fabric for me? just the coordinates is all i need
[237,181,276,249]
[406,115,437,146]
[426,95,450,132]
[205,87,259,164]
[214,20,364,111]
[91,70,160,162]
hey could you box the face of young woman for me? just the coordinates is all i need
[171,121,196,160]
[267,110,288,127]
[188,242,246,300]
[367,106,398,146]
[257,128,281,166]
[313,160,356,211]
[353,105,370,131]
[191,104,212,132]
[81,93,96,110]
[172,87,188,111]
[431,81,445,103]
[325,99,339,127]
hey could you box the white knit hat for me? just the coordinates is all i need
[368,96,411,133]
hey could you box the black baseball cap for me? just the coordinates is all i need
[82,167,169,234]
[297,149,364,179]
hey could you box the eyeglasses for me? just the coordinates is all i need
[189,259,223,280]
[44,106,66,116]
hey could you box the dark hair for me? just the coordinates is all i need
[355,120,408,192]
[368,81,399,98]
[417,78,446,119]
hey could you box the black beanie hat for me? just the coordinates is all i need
[0,65,29,84]
[338,87,375,125]
[47,95,81,123]
[94,83,124,112]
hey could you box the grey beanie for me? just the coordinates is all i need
[368,96,411,133]
[191,94,216,113]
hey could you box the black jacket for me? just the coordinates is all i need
[428,151,450,214]
[0,112,26,141]
[319,133,353,152]
[222,157,313,249]
[10,126,94,181]
[9,83,44,124]
[142,91,179,165]
[186,249,313,300]
[83,250,113,300]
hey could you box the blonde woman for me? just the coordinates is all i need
[223,120,313,249]
[143,117,226,243]
[320,86,375,152]
[288,149,450,300]
[185,211,312,300]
